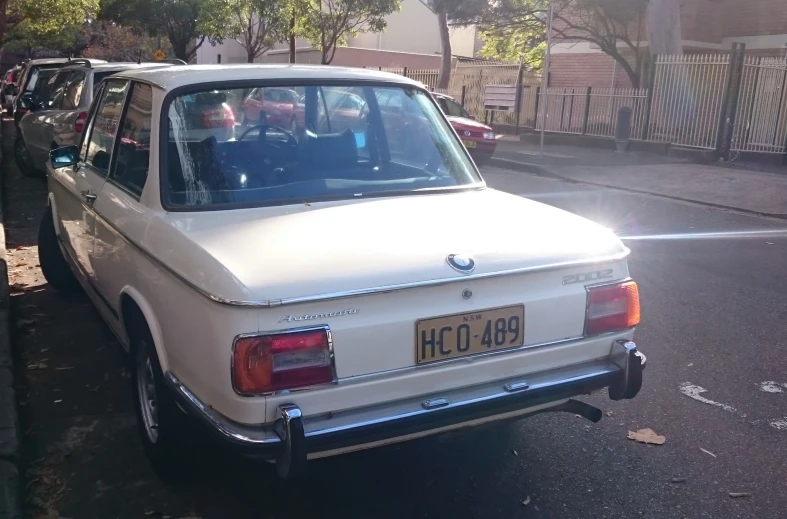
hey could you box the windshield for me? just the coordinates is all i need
[164,83,480,209]
[438,97,471,119]
[26,67,58,93]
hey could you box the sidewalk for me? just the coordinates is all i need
[491,138,787,218]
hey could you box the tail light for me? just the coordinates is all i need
[232,327,334,395]
[74,111,88,133]
[203,104,236,128]
[585,281,640,336]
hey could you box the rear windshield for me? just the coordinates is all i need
[164,83,480,209]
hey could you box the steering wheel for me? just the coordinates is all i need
[239,124,297,146]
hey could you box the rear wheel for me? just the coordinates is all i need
[38,205,79,293]
[14,136,39,178]
[130,321,196,479]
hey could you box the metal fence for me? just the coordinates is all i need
[534,87,647,139]
[647,54,730,149]
[370,51,787,158]
[732,57,787,154]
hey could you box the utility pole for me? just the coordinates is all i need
[539,1,553,159]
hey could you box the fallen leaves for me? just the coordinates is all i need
[10,282,31,293]
[26,362,48,371]
[700,447,717,458]
[521,496,531,506]
[729,492,750,498]
[627,428,666,445]
[670,477,687,484]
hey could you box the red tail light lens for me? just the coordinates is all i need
[585,281,640,336]
[74,111,88,134]
[203,105,236,128]
[232,328,333,395]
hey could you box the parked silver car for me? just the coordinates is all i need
[16,61,174,176]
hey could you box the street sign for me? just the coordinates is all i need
[153,49,166,61]
[483,84,518,111]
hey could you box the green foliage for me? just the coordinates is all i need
[296,0,400,64]
[479,28,545,68]
[0,0,99,48]
[100,0,233,61]
[228,0,291,62]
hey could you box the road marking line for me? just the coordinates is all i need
[678,382,736,412]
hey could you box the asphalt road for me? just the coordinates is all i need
[6,159,787,519]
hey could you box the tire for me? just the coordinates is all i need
[14,136,39,178]
[130,322,196,479]
[38,205,79,293]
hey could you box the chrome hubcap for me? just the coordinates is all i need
[137,351,159,443]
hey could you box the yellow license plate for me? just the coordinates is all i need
[416,305,525,364]
[463,140,477,148]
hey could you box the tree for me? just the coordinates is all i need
[426,0,486,89]
[550,0,650,87]
[101,0,231,62]
[297,0,399,65]
[228,0,290,63]
[476,0,545,68]
[0,0,99,48]
[80,21,174,61]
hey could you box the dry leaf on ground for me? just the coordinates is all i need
[521,496,531,506]
[700,447,717,458]
[26,362,48,371]
[627,428,666,445]
[729,492,750,498]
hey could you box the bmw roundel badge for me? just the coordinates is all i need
[447,254,476,274]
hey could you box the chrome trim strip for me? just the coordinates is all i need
[230,325,338,397]
[165,358,623,449]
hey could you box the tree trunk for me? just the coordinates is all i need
[645,0,682,55]
[247,48,254,63]
[436,9,451,90]
[289,12,296,63]
[172,40,188,62]
[645,0,694,126]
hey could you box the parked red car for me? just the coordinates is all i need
[241,87,299,128]
[433,92,496,164]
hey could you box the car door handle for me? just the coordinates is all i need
[80,190,97,203]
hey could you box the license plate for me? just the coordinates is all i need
[463,140,477,148]
[415,305,525,364]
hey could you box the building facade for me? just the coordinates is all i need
[550,0,787,88]
[196,0,473,69]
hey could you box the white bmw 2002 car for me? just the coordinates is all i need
[40,65,645,478]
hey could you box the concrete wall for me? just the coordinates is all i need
[260,46,443,68]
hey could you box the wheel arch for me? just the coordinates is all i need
[119,287,169,372]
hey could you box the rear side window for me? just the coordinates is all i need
[110,82,152,196]
[84,79,129,176]
[61,72,86,110]
[41,72,69,109]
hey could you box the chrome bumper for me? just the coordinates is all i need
[166,340,645,478]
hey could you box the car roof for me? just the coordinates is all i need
[112,64,422,91]
[25,58,107,67]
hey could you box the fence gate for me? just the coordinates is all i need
[732,57,787,154]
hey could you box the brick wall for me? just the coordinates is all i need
[681,0,724,43]
[723,0,787,37]
[550,54,636,88]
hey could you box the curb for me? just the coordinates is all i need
[489,156,787,221]
[0,130,22,518]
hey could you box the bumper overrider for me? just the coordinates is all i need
[165,339,645,478]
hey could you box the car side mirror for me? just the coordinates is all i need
[92,150,110,170]
[50,145,80,169]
